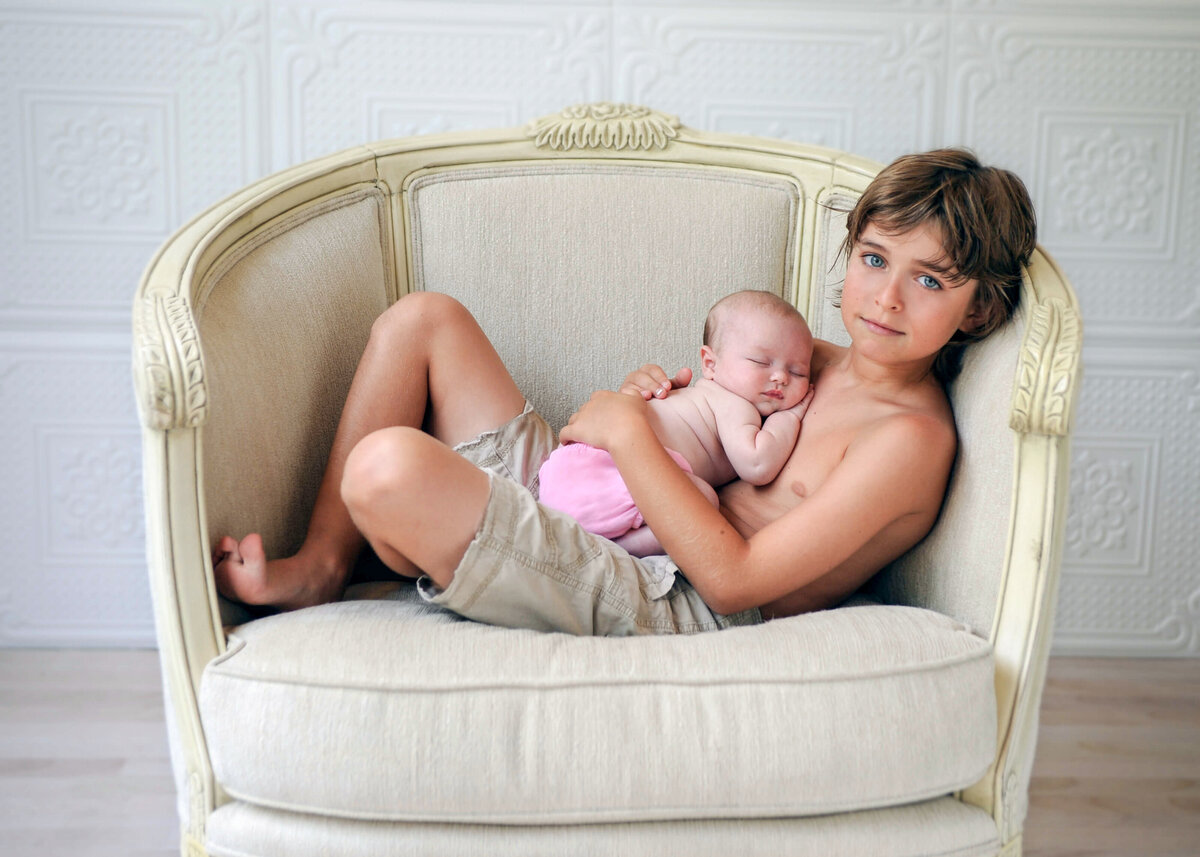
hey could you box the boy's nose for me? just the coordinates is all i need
[876,275,903,310]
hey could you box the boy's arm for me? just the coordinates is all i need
[702,381,807,485]
[562,391,954,615]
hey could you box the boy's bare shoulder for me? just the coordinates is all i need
[853,378,958,471]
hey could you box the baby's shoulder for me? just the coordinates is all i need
[691,378,759,415]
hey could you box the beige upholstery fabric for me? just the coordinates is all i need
[408,165,799,432]
[807,192,855,346]
[206,797,1001,857]
[200,585,995,824]
[195,189,392,561]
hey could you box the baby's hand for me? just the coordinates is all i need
[782,387,815,421]
[620,364,693,400]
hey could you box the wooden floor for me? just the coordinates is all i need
[1,653,1196,856]
[1023,658,1200,857]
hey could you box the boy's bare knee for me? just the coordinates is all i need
[341,426,426,514]
[372,291,469,342]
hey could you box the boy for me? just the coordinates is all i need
[538,290,813,556]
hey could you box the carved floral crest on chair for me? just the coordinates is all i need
[526,102,680,151]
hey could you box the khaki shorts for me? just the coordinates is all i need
[416,403,762,635]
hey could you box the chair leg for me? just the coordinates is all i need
[999,834,1022,857]
[183,831,210,857]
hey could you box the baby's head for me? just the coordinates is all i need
[701,291,813,416]
[842,148,1037,382]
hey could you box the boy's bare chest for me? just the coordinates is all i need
[716,405,852,531]
[772,407,855,497]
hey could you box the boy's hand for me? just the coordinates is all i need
[560,390,651,451]
[619,364,693,400]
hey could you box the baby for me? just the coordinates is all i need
[538,290,813,557]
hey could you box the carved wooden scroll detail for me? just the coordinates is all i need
[527,102,680,151]
[135,293,209,430]
[1010,298,1082,436]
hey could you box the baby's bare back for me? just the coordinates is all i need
[644,381,757,486]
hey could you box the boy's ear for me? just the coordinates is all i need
[957,309,983,335]
[957,296,989,336]
[699,345,718,380]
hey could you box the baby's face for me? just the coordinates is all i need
[704,311,813,416]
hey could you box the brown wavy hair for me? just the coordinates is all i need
[840,148,1037,383]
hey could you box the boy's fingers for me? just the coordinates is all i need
[621,364,669,398]
[619,364,692,399]
[652,367,692,398]
[670,367,693,389]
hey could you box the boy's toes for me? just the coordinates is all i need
[212,533,274,603]
[214,535,240,564]
[238,533,265,563]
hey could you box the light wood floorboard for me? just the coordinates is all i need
[1,651,1196,856]
[1023,657,1200,857]
[0,649,176,856]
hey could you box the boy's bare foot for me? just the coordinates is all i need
[212,534,348,611]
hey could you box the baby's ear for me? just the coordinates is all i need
[699,345,718,380]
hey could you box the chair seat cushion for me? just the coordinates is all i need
[200,584,995,824]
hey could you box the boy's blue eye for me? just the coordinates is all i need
[918,275,942,290]
[863,253,884,268]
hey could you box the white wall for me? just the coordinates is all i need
[1,0,1196,654]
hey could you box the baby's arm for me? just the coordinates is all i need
[702,381,808,485]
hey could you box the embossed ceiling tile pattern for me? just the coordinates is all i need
[0,2,267,320]
[614,8,948,161]
[951,0,1200,15]
[1055,349,1200,656]
[945,15,1200,333]
[0,343,152,646]
[269,2,610,167]
[621,0,951,8]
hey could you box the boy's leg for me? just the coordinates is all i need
[341,427,492,589]
[213,292,527,609]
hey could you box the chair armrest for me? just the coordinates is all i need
[134,146,383,843]
[964,248,1083,846]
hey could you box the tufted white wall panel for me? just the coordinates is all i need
[1,0,1196,654]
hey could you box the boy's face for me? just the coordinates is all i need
[841,222,980,370]
[701,310,813,416]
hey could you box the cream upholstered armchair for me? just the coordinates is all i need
[135,104,1081,857]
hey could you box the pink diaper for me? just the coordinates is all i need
[537,443,692,540]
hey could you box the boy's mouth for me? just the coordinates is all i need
[861,317,903,336]
[764,389,784,400]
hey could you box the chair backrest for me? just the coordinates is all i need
[193,186,393,564]
[405,163,798,435]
